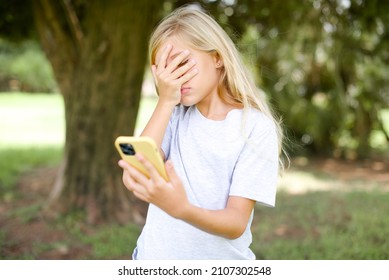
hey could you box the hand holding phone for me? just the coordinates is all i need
[115,136,168,181]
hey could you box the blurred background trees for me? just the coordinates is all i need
[1,0,164,223]
[0,0,388,223]
[203,0,389,158]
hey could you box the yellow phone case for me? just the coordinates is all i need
[115,136,168,181]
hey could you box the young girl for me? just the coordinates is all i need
[118,5,283,260]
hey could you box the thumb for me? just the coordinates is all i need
[165,160,180,184]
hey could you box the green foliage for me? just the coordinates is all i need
[0,0,34,40]
[0,40,57,92]
[2,0,387,157]
[207,0,389,158]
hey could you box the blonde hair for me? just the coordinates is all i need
[149,6,286,167]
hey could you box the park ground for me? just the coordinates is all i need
[1,156,388,260]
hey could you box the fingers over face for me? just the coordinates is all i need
[156,44,172,71]
[155,43,195,75]
[177,67,198,84]
[164,50,191,73]
[171,58,196,80]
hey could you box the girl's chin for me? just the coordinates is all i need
[180,97,196,107]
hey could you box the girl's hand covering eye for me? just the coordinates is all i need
[151,44,198,105]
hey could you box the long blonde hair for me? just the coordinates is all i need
[149,6,286,167]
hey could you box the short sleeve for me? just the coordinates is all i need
[229,119,279,207]
[161,119,173,161]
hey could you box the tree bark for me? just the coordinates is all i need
[32,0,163,224]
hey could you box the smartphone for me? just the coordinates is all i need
[115,136,168,181]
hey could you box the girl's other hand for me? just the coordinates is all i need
[151,44,197,106]
[118,153,190,219]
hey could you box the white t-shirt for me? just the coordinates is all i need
[133,105,279,260]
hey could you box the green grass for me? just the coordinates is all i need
[0,147,63,200]
[0,93,65,197]
[0,92,157,194]
[0,93,65,147]
[78,224,140,259]
[0,92,158,147]
[252,191,389,259]
[49,211,141,259]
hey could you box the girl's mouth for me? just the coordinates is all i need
[180,87,191,94]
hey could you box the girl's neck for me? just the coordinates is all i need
[196,89,242,121]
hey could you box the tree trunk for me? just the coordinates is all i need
[32,0,163,224]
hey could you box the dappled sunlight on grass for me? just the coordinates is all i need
[0,93,65,147]
[0,92,157,146]
[278,157,389,194]
[278,170,343,194]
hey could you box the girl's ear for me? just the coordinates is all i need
[213,52,223,68]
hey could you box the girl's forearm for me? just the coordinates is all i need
[178,198,255,240]
[140,100,176,158]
